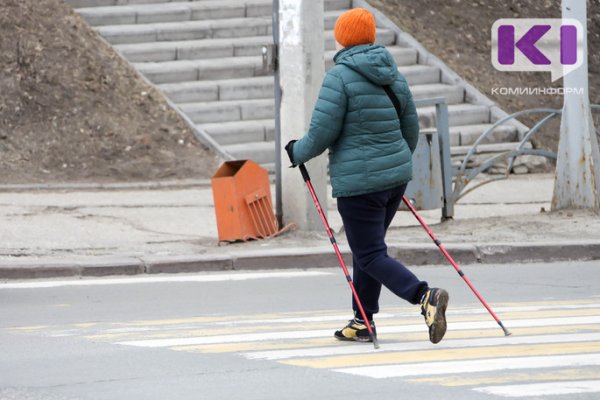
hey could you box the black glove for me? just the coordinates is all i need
[285,140,297,167]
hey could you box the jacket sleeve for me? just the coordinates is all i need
[292,70,347,165]
[398,82,419,154]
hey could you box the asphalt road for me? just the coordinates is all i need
[1,261,599,400]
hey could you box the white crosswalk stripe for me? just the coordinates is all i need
[9,298,600,398]
[115,315,600,347]
[244,332,600,360]
[0,270,333,289]
[334,354,600,379]
[474,380,600,397]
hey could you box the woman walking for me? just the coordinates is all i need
[285,8,449,344]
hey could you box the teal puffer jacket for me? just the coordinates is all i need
[291,44,419,198]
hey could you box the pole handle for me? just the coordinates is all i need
[299,164,310,182]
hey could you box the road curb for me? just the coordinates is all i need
[389,243,480,266]
[0,258,144,280]
[144,254,233,274]
[0,242,598,280]
[476,241,600,264]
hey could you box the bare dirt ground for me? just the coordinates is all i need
[0,0,218,185]
[369,0,600,152]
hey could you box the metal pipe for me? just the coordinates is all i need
[272,0,283,228]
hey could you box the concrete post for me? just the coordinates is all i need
[552,0,600,209]
[278,0,328,230]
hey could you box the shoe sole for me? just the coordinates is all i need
[334,334,374,343]
[429,289,449,344]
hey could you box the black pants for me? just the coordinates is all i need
[337,184,429,319]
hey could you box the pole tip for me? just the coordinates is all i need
[498,321,512,337]
[372,336,380,350]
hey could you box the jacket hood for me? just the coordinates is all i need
[333,44,398,85]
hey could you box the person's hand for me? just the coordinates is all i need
[285,140,297,167]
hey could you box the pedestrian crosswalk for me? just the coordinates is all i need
[10,298,600,398]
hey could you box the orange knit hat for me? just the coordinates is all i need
[334,8,376,48]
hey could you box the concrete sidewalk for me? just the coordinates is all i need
[1,173,599,279]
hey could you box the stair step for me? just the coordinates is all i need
[68,0,351,9]
[66,0,122,7]
[80,3,245,26]
[458,123,518,146]
[136,56,265,84]
[422,124,519,147]
[97,17,273,44]
[451,142,532,157]
[411,84,464,105]
[222,141,275,164]
[78,6,138,25]
[159,81,217,103]
[115,28,396,62]
[179,98,274,124]
[79,3,350,27]
[158,76,274,103]
[199,119,274,145]
[458,123,518,145]
[398,65,440,85]
[323,0,353,12]
[68,0,203,7]
[417,103,490,128]
[117,36,270,62]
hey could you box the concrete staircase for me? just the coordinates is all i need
[66,0,522,169]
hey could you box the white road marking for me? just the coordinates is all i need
[118,328,334,347]
[9,295,600,396]
[244,332,600,360]
[117,316,600,348]
[0,271,333,289]
[317,303,600,320]
[28,303,600,338]
[334,354,600,379]
[454,303,600,315]
[473,379,600,397]
[213,313,397,326]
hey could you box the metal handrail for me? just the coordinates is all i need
[459,108,559,175]
[454,104,600,202]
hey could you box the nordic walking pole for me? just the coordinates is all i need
[298,164,380,349]
[402,196,512,337]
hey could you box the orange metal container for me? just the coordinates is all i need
[211,160,278,242]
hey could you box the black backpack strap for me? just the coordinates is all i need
[382,85,402,119]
